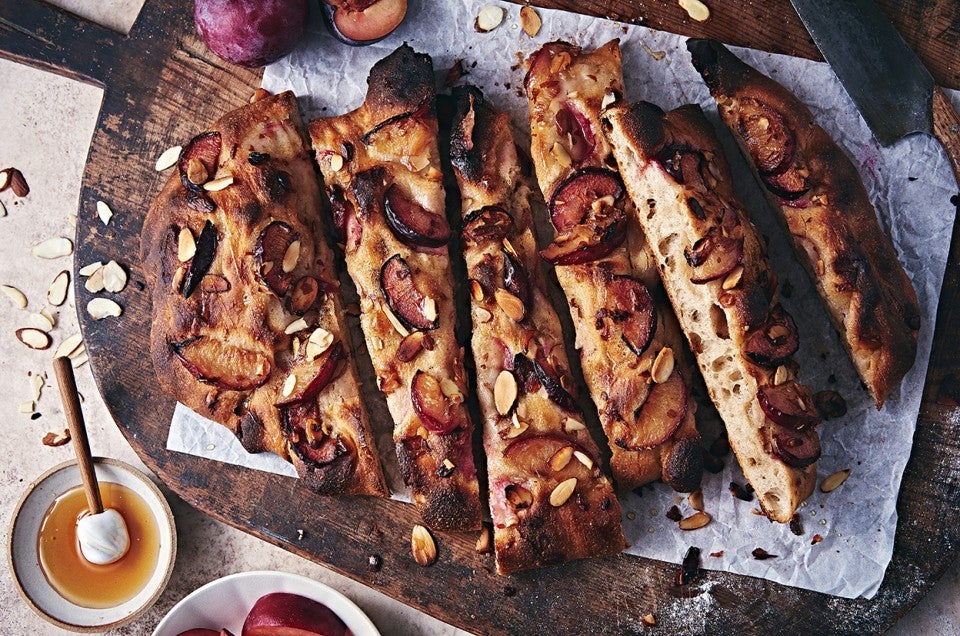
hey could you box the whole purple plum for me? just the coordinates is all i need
[194,0,308,67]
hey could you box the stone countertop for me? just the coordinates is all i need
[0,3,957,635]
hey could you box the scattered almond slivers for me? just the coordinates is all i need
[494,288,525,322]
[2,284,28,309]
[411,524,437,566]
[494,369,518,416]
[87,298,123,320]
[549,445,574,472]
[42,429,71,447]
[29,312,55,331]
[329,153,344,171]
[16,328,51,350]
[55,333,83,358]
[306,328,334,360]
[820,468,851,493]
[281,373,297,397]
[651,346,675,383]
[84,267,106,293]
[475,4,505,32]
[679,511,712,530]
[573,450,594,470]
[47,270,70,306]
[550,477,578,507]
[178,228,196,262]
[101,260,128,293]
[32,237,73,259]
[155,145,182,171]
[203,175,234,192]
[96,200,113,226]
[284,318,309,335]
[688,489,704,512]
[679,0,711,22]
[519,6,541,36]
[79,261,104,276]
[282,240,301,273]
[475,525,492,554]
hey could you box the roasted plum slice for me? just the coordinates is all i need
[762,168,809,202]
[533,352,579,413]
[461,206,513,245]
[411,370,459,434]
[654,144,707,187]
[555,103,596,165]
[771,427,821,468]
[170,336,270,391]
[540,206,626,266]
[380,254,437,331]
[321,0,408,46]
[384,183,451,248]
[605,275,656,356]
[614,370,687,450]
[684,228,744,283]
[758,381,819,430]
[255,221,298,296]
[282,402,354,478]
[502,246,531,309]
[328,184,362,249]
[548,167,624,232]
[744,305,799,367]
[178,131,221,193]
[182,220,218,299]
[512,352,541,394]
[503,433,595,478]
[736,98,796,175]
[275,341,347,407]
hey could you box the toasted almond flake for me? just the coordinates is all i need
[96,200,113,225]
[722,265,744,290]
[494,369,518,416]
[39,309,56,329]
[469,279,484,301]
[28,312,55,331]
[382,303,410,337]
[442,458,455,471]
[549,445,574,472]
[688,489,704,512]
[551,142,572,168]
[329,153,344,171]
[440,378,463,403]
[564,417,586,432]
[284,318,309,335]
[475,4,505,32]
[2,285,27,309]
[84,267,105,293]
[405,155,430,172]
[102,260,127,293]
[71,353,89,368]
[411,524,437,566]
[502,237,518,258]
[16,328,51,350]
[42,429,71,447]
[79,261,104,276]
[475,307,493,323]
[519,5,541,36]
[820,468,851,493]
[549,477,578,507]
[494,288,525,322]
[421,296,438,322]
[9,169,29,197]
[87,298,122,320]
[475,526,492,554]
[642,614,657,627]
[306,328,334,360]
[281,373,297,397]
[282,240,301,274]
[30,374,44,401]
[0,169,9,191]
[203,175,233,191]
[651,346,675,383]
[178,227,196,262]
[679,511,712,530]
[19,400,35,414]
[774,365,791,386]
[291,336,301,356]
[505,417,528,438]
[155,145,182,171]
[768,324,791,340]
[601,90,619,110]
[32,237,73,259]
[46,270,70,306]
[55,333,83,358]
[69,343,86,360]
[573,450,594,470]
[679,0,711,22]
[187,158,208,184]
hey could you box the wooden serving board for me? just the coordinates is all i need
[3,0,960,633]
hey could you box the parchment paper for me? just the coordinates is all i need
[167,0,960,599]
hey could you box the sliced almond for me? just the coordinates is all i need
[281,373,297,397]
[440,378,463,403]
[573,450,594,470]
[68,343,87,361]
[469,279,484,302]
[549,445,574,472]
[551,142,572,168]
[722,265,744,290]
[475,526,493,554]
[406,155,429,172]
[382,302,410,337]
[187,158,208,184]
[101,260,128,293]
[306,327,334,360]
[71,352,89,368]
[282,240,301,273]
[39,309,57,329]
[651,347,675,384]
[820,468,851,493]
[10,168,29,197]
[494,288,525,322]
[0,168,9,191]
[564,417,586,432]
[411,524,437,566]
[549,477,578,507]
[679,511,712,530]
[679,0,711,22]
[475,307,493,323]
[96,200,113,225]
[2,285,27,309]
[688,489,704,512]
[203,175,233,192]
[28,312,55,331]
[329,153,344,171]
[19,400,35,414]
[16,328,51,350]
[32,237,73,259]
[79,261,104,276]
[601,90,619,110]
[55,333,83,358]
[421,296,438,323]
[87,298,122,320]
[178,227,196,262]
[42,429,71,447]
[30,374,44,401]
[155,145,182,171]
[768,324,791,340]
[519,5,541,36]
[773,365,791,386]
[396,331,426,363]
[505,417,529,438]
[84,267,105,293]
[642,614,657,627]
[284,318,309,335]
[47,270,70,306]
[475,4,505,32]
[494,369,518,416]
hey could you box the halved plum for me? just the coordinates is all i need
[461,206,513,245]
[182,220,219,298]
[605,275,656,356]
[380,254,437,331]
[503,433,594,477]
[502,247,531,309]
[178,131,221,193]
[614,370,687,450]
[384,183,451,248]
[321,0,407,46]
[170,336,270,391]
[684,228,744,283]
[548,167,624,232]
[555,103,596,165]
[255,221,298,296]
[275,341,347,407]
[736,98,796,176]
[411,370,459,434]
[744,305,799,367]
[771,427,821,468]
[540,206,626,266]
[654,144,707,187]
[758,381,819,430]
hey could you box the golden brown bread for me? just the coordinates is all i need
[687,39,920,408]
[450,84,625,574]
[525,40,703,493]
[308,45,483,530]
[141,90,387,496]
[603,100,820,522]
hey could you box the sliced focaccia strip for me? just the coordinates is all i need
[687,39,920,408]
[603,100,822,522]
[525,39,703,493]
[141,91,387,496]
[449,85,625,573]
[308,45,482,530]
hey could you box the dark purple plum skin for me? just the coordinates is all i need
[194,0,308,68]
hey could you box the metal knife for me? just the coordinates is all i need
[789,0,960,185]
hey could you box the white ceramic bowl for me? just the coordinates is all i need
[152,570,381,636]
[8,457,177,632]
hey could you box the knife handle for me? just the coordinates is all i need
[932,86,960,192]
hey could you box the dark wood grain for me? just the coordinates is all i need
[932,86,960,185]
[1,0,959,633]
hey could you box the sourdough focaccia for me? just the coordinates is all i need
[525,40,703,492]
[687,39,920,408]
[309,45,483,530]
[142,90,387,496]
[604,100,821,522]
[450,84,625,573]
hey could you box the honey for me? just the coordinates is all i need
[37,482,160,609]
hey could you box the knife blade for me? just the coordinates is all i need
[789,0,960,183]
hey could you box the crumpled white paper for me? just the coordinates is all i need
[168,0,960,599]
